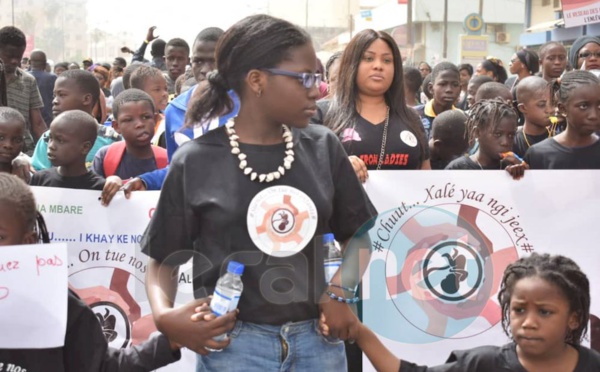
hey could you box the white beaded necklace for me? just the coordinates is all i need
[226,118,294,183]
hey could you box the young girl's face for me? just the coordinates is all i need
[0,119,24,167]
[559,83,600,135]
[261,43,320,128]
[0,201,35,246]
[477,116,516,161]
[509,276,579,360]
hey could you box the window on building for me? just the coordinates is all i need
[542,0,551,6]
[554,0,561,8]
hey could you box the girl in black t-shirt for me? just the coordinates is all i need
[320,253,600,372]
[323,29,430,182]
[142,14,376,372]
[524,70,600,169]
[445,99,526,178]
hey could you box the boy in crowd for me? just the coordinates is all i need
[429,110,469,170]
[513,76,553,158]
[92,89,167,180]
[31,69,121,171]
[0,26,47,155]
[30,110,112,191]
[129,66,169,146]
[415,62,462,139]
[163,38,190,96]
[0,107,26,180]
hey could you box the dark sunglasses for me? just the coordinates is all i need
[261,68,322,89]
[579,51,600,59]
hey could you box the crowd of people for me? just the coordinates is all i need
[0,12,599,372]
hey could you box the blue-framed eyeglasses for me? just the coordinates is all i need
[261,68,322,89]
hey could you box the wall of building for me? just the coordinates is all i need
[414,22,522,65]
[413,0,525,24]
[529,0,561,26]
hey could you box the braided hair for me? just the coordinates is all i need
[466,98,517,147]
[550,70,600,108]
[498,253,590,344]
[0,173,49,243]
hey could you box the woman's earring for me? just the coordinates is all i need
[256,89,262,98]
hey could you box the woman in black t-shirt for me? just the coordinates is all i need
[141,14,376,372]
[323,29,430,182]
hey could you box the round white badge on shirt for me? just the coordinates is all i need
[400,130,418,147]
[247,185,318,257]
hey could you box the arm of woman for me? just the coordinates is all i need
[420,159,432,170]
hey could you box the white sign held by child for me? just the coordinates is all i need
[0,243,68,348]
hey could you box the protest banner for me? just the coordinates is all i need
[0,243,68,349]
[32,187,196,371]
[362,170,600,370]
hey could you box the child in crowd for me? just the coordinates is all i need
[445,99,525,178]
[92,89,167,180]
[429,110,469,170]
[141,14,377,370]
[0,173,237,371]
[465,75,493,110]
[31,69,121,171]
[163,38,190,96]
[0,107,26,180]
[513,76,553,158]
[539,41,567,82]
[415,62,462,139]
[525,70,600,169]
[319,253,600,371]
[129,66,169,147]
[30,110,119,195]
[403,66,422,107]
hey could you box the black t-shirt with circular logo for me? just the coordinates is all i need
[340,113,429,170]
[141,124,377,325]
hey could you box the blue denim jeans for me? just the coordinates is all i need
[195,319,347,371]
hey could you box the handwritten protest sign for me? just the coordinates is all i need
[32,187,196,370]
[0,243,68,349]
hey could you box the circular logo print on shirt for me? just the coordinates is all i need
[247,185,318,257]
[400,130,418,147]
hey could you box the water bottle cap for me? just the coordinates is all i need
[323,233,335,244]
[227,261,245,275]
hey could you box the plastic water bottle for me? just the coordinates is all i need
[323,233,342,283]
[210,261,244,341]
